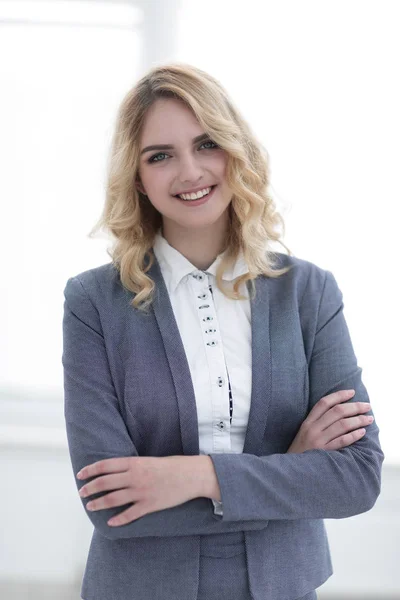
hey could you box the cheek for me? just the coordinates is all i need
[212,152,228,178]
[140,168,169,195]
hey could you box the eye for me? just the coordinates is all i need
[200,140,218,150]
[147,152,169,164]
[147,140,219,164]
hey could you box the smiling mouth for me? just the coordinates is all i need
[173,185,216,200]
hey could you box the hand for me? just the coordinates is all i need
[77,455,202,526]
[287,389,374,453]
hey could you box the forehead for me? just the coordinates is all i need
[140,97,202,140]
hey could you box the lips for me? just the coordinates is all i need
[175,184,217,207]
[173,185,216,199]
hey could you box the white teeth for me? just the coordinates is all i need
[178,187,212,200]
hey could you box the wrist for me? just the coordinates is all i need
[196,455,221,501]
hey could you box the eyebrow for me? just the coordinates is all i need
[140,133,210,156]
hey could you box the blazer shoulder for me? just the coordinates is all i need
[63,261,121,307]
[270,251,329,283]
[267,251,338,313]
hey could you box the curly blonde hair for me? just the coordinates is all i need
[89,62,293,313]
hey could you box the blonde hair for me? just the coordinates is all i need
[89,62,293,313]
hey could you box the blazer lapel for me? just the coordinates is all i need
[242,275,272,456]
[147,254,272,457]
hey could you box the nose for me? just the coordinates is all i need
[177,152,204,185]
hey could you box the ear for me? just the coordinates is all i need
[135,176,147,196]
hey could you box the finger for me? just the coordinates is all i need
[85,488,136,512]
[77,457,132,480]
[323,414,374,443]
[79,472,131,498]
[323,428,366,451]
[307,389,355,423]
[107,503,146,527]
[317,401,372,432]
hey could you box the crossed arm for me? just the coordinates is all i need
[62,269,384,539]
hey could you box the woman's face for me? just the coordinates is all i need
[136,97,233,233]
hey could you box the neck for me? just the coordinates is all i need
[161,211,230,271]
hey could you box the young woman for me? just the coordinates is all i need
[62,63,384,600]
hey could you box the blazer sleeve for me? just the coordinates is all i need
[208,267,385,522]
[62,275,267,539]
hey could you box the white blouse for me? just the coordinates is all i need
[152,229,253,515]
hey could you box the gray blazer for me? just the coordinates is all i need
[62,251,384,600]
